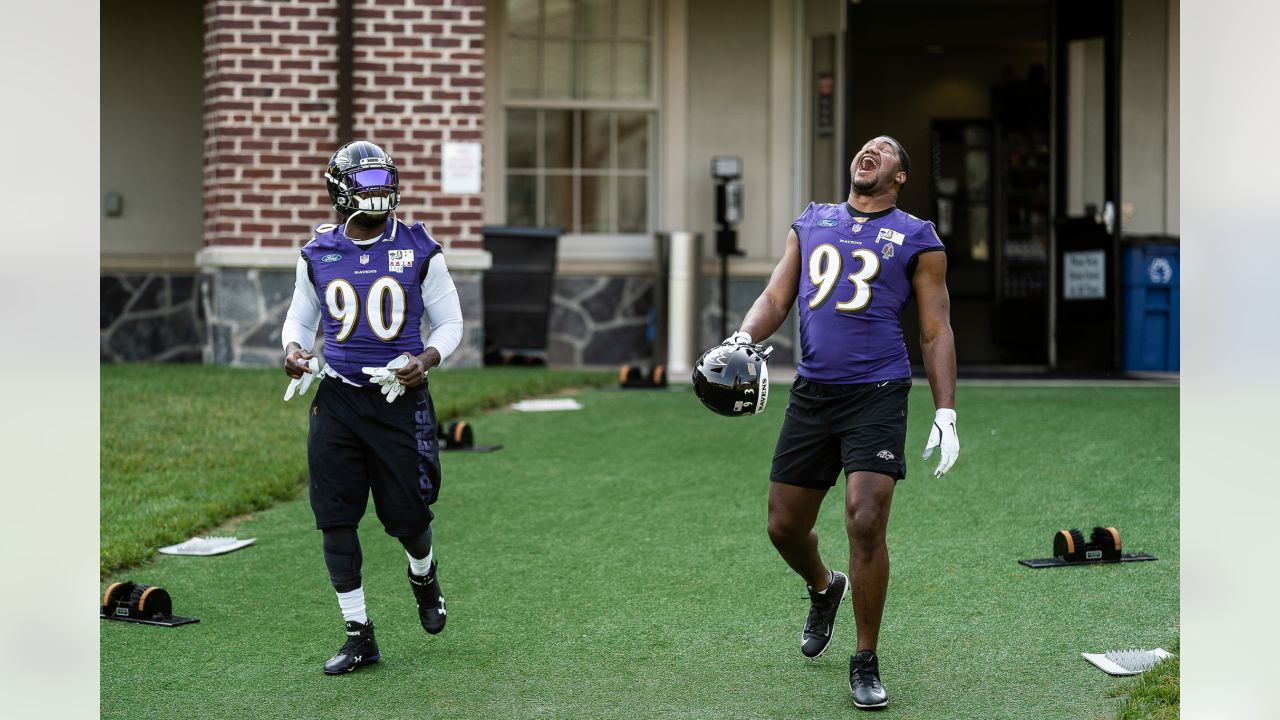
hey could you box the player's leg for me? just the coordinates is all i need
[768,377,849,658]
[834,377,909,708]
[362,381,446,634]
[766,482,829,588]
[844,471,895,709]
[398,524,445,634]
[844,471,895,654]
[320,526,381,674]
[307,381,380,675]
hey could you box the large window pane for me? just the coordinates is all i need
[545,0,575,36]
[581,40,613,100]
[581,0,613,36]
[542,39,574,99]
[506,37,539,99]
[507,174,537,226]
[617,0,649,37]
[581,111,611,170]
[581,176,612,233]
[615,42,649,100]
[544,110,574,169]
[506,109,537,168]
[544,174,575,231]
[617,176,647,233]
[506,0,539,34]
[616,112,648,169]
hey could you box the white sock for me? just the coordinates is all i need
[336,587,368,624]
[407,547,433,576]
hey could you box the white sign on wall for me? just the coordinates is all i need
[441,141,482,194]
[1063,250,1106,300]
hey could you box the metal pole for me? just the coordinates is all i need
[720,253,729,339]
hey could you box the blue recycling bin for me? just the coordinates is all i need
[1122,242,1179,372]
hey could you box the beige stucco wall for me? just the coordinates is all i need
[100,0,204,266]
[685,0,796,263]
[1120,0,1179,237]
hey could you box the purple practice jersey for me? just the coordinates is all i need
[793,202,944,384]
[301,218,442,385]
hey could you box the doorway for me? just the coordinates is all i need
[844,0,1052,368]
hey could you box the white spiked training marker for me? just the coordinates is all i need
[1081,648,1175,676]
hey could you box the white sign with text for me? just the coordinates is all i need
[1063,250,1106,300]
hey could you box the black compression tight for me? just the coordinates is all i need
[321,526,363,593]
[321,525,433,592]
[398,525,433,560]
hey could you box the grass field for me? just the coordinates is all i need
[100,378,1178,719]
[100,365,614,576]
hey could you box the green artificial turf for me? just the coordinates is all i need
[100,365,613,576]
[1109,639,1180,720]
[100,381,1178,720]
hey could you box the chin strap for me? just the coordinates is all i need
[343,208,395,239]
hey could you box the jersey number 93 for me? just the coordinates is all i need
[808,245,880,313]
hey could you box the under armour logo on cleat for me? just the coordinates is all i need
[438,599,446,615]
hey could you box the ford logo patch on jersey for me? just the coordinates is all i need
[320,253,343,262]
[817,219,838,227]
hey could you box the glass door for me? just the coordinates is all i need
[1052,0,1121,371]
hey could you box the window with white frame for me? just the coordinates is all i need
[502,0,656,235]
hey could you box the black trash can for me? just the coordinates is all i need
[481,226,562,364]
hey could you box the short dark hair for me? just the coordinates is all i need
[882,136,910,175]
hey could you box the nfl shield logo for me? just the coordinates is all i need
[359,254,370,265]
[851,223,862,233]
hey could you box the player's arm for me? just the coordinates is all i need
[912,250,955,409]
[911,250,959,476]
[736,228,801,343]
[395,254,464,387]
[282,257,322,378]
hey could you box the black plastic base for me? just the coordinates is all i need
[444,444,503,453]
[1019,552,1157,568]
[100,612,199,627]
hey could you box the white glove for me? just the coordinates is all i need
[284,357,320,401]
[723,330,754,346]
[361,355,411,404]
[922,408,959,477]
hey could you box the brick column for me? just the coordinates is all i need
[352,0,486,249]
[200,0,488,366]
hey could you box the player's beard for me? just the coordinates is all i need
[851,174,878,193]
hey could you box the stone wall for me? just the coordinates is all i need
[101,273,205,362]
[548,273,796,368]
[201,266,484,367]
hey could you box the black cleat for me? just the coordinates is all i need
[801,569,849,658]
[849,650,889,709]
[408,562,446,634]
[324,620,380,675]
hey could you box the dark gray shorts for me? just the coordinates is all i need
[769,376,910,489]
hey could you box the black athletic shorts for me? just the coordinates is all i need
[769,375,911,489]
[307,378,441,537]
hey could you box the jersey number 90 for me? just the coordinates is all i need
[808,245,880,313]
[325,277,407,342]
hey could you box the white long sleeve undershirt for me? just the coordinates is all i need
[281,245,465,364]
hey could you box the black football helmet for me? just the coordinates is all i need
[692,343,772,417]
[325,140,401,217]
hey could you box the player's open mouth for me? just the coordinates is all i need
[856,155,878,174]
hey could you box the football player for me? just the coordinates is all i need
[722,136,958,709]
[280,140,464,674]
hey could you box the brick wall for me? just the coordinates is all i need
[202,0,485,251]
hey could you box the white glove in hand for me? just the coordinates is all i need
[284,358,320,401]
[723,330,754,346]
[922,408,959,478]
[361,355,411,403]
